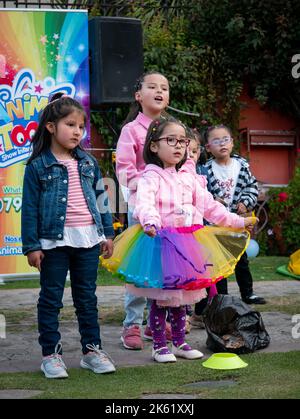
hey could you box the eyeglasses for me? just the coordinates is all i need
[157,136,190,147]
[208,136,232,147]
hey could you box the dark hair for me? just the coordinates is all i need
[204,124,232,144]
[27,92,87,164]
[185,127,196,141]
[122,70,169,127]
[192,127,208,164]
[143,117,187,170]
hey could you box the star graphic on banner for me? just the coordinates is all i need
[35,84,43,94]
[40,35,48,45]
[55,54,62,62]
[53,33,59,40]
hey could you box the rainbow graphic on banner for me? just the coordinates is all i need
[0,9,90,277]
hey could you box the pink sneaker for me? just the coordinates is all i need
[121,325,144,350]
[143,323,172,342]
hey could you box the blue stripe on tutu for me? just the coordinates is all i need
[118,233,163,288]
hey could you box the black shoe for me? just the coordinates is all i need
[242,295,266,305]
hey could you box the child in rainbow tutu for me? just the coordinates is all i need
[102,118,257,363]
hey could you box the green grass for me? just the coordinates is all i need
[0,351,299,399]
[256,294,300,315]
[0,266,124,290]
[228,256,289,282]
[0,257,291,290]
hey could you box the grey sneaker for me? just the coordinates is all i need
[41,343,68,379]
[80,344,116,374]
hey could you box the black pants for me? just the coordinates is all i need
[194,252,253,315]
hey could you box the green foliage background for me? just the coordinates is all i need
[58,1,300,254]
[267,163,300,254]
[86,0,300,145]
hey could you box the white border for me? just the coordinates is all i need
[0,8,87,12]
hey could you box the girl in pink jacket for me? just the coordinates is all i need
[103,119,257,363]
[116,71,170,209]
[116,71,171,350]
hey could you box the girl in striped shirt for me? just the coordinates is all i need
[22,93,116,378]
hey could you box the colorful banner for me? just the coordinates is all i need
[0,9,90,277]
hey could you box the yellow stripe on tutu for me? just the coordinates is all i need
[192,226,250,280]
[100,224,143,273]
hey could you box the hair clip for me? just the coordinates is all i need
[47,94,71,107]
[151,120,160,133]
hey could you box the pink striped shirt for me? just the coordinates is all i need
[60,160,94,227]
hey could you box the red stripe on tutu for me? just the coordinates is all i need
[180,276,224,290]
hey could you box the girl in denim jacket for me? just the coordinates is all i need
[22,93,116,378]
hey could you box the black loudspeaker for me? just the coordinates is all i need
[89,17,143,107]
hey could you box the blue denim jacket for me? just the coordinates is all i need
[21,147,114,255]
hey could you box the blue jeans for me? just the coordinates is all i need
[123,209,151,328]
[38,244,101,356]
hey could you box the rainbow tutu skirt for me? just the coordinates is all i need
[101,224,249,300]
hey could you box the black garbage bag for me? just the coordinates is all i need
[203,294,270,354]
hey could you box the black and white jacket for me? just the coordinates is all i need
[204,154,258,213]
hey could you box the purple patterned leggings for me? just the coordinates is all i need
[150,300,186,350]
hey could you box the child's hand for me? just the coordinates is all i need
[237,202,247,214]
[101,239,114,259]
[144,224,157,237]
[27,250,44,272]
[244,216,259,232]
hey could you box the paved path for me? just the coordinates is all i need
[1,280,299,310]
[0,280,299,375]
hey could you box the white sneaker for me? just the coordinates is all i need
[41,343,68,379]
[80,344,116,374]
[152,347,177,363]
[171,343,204,360]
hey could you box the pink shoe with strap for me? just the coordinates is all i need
[121,325,144,350]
